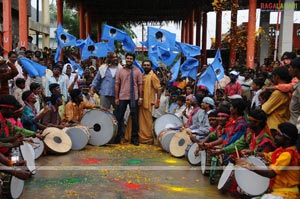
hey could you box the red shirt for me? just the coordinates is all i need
[224,82,242,96]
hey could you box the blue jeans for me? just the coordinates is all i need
[115,100,139,143]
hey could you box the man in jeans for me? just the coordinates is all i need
[114,52,143,146]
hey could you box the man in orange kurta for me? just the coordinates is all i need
[138,60,161,144]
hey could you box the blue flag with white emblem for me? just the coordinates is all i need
[147,27,176,50]
[55,24,77,48]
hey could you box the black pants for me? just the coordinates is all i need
[115,100,139,143]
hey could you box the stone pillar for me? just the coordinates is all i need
[246,0,256,69]
[3,0,12,56]
[259,11,270,66]
[42,0,50,48]
[19,0,28,49]
[85,7,90,38]
[56,0,63,25]
[189,8,194,45]
[229,0,238,67]
[196,8,202,47]
[278,0,295,57]
[181,20,185,43]
[201,12,207,66]
[79,1,85,39]
[185,17,190,44]
[215,10,222,50]
[97,21,102,42]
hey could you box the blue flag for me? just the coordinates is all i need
[55,24,77,48]
[148,52,159,69]
[19,58,46,77]
[101,24,127,41]
[211,48,224,81]
[156,46,179,66]
[180,58,199,80]
[54,46,61,63]
[168,59,181,83]
[147,27,176,49]
[75,39,86,50]
[67,58,81,71]
[133,60,144,73]
[175,41,201,57]
[81,42,109,61]
[197,66,217,95]
[122,35,136,53]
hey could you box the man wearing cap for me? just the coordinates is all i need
[224,70,242,97]
[185,95,212,138]
[237,122,300,199]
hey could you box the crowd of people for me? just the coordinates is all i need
[0,44,299,199]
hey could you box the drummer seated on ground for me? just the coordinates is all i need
[64,89,99,124]
[237,122,300,199]
[187,111,218,143]
[194,107,231,153]
[40,93,69,129]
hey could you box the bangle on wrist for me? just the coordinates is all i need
[139,98,143,100]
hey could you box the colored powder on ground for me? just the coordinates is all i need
[164,159,177,164]
[126,159,142,165]
[124,183,142,189]
[80,158,104,164]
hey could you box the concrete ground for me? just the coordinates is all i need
[21,144,231,199]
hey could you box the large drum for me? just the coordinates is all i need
[2,174,24,199]
[63,126,90,150]
[80,109,117,146]
[218,162,234,193]
[31,137,44,159]
[169,132,192,158]
[19,142,36,175]
[158,129,177,152]
[200,150,212,176]
[185,143,201,166]
[234,156,270,196]
[42,127,72,154]
[154,114,183,137]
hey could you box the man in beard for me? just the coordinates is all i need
[138,60,161,144]
[114,52,143,146]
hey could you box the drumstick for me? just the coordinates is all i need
[235,145,240,159]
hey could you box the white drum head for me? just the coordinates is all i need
[200,150,207,174]
[65,127,89,150]
[81,109,117,146]
[31,137,44,159]
[186,143,201,165]
[218,162,234,190]
[11,176,24,199]
[154,114,183,137]
[170,132,192,158]
[20,142,36,174]
[234,156,270,196]
[160,130,176,152]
